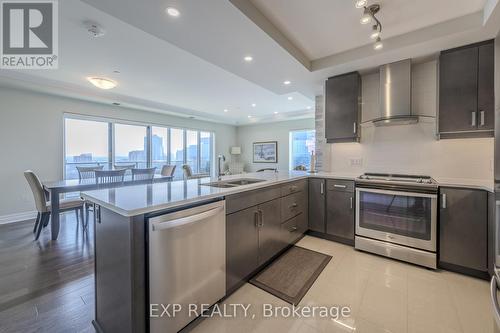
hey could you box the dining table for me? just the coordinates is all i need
[42,174,173,240]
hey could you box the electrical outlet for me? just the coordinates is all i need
[350,158,363,167]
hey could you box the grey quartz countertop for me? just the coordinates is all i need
[81,171,494,217]
[81,171,311,217]
[433,177,494,193]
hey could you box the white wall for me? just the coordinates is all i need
[0,87,237,219]
[328,60,494,182]
[236,118,315,172]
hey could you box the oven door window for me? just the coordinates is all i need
[359,191,432,240]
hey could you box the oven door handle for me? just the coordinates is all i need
[355,187,437,199]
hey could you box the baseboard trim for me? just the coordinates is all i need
[0,211,37,225]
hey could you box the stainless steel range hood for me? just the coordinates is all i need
[372,59,418,127]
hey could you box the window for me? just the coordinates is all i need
[199,132,213,173]
[289,129,315,170]
[151,127,169,173]
[64,118,109,179]
[114,123,148,169]
[170,128,185,180]
[63,115,214,180]
[186,130,199,174]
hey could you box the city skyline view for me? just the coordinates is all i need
[65,118,213,179]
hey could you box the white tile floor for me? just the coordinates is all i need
[193,236,495,333]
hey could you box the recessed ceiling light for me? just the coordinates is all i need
[87,77,117,90]
[287,96,293,100]
[355,0,367,8]
[244,56,253,62]
[307,106,312,110]
[251,103,256,107]
[224,109,229,112]
[247,115,252,118]
[283,80,291,85]
[166,7,180,17]
[274,111,279,114]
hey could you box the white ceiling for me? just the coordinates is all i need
[0,0,499,125]
[250,0,488,60]
[0,0,316,125]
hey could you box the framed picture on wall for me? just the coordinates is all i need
[253,141,278,163]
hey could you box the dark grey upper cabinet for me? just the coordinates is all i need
[439,40,494,138]
[308,178,325,233]
[478,42,494,131]
[226,206,259,293]
[325,72,361,143]
[325,180,355,245]
[439,187,488,273]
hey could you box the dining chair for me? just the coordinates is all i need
[95,169,126,185]
[113,163,136,170]
[160,164,176,178]
[24,170,85,241]
[132,167,156,181]
[182,164,209,180]
[76,165,104,180]
[76,165,104,229]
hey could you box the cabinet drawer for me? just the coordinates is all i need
[281,191,306,222]
[281,213,307,245]
[281,179,307,196]
[226,186,281,214]
[326,179,354,192]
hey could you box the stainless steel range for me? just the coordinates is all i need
[355,173,438,269]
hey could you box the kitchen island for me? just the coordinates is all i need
[81,171,316,333]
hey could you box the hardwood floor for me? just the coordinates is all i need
[0,212,95,333]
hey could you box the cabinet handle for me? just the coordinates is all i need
[254,211,260,227]
[472,111,477,127]
[353,122,357,134]
[290,226,298,232]
[320,182,324,195]
[290,203,298,209]
[480,111,485,127]
[290,185,298,192]
[95,205,101,224]
[350,197,353,210]
[259,209,264,227]
[334,184,347,189]
[441,193,447,209]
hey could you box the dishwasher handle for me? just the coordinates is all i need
[152,206,224,232]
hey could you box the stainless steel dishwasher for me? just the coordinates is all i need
[148,200,226,333]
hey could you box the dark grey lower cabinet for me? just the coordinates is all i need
[439,187,488,274]
[258,198,283,265]
[226,206,259,292]
[326,184,355,245]
[309,178,325,233]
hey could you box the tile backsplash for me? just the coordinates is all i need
[329,120,493,181]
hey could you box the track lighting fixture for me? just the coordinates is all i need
[356,3,383,51]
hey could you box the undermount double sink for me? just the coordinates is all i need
[201,178,265,188]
